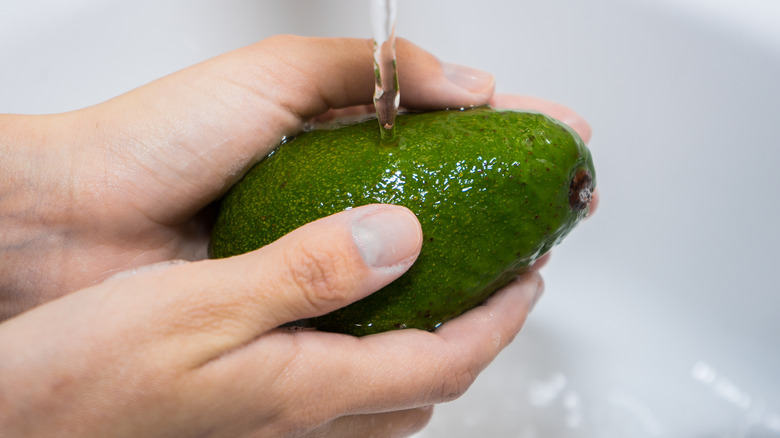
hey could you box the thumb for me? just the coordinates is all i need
[146,204,422,363]
[80,36,495,225]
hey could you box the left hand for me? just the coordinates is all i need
[0,36,493,318]
[0,35,590,319]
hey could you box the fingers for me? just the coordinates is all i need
[146,204,422,364]
[359,271,542,409]
[204,270,543,424]
[246,36,494,120]
[396,41,495,110]
[319,93,591,154]
[310,407,433,438]
[84,36,496,225]
[588,190,600,216]
[490,94,592,144]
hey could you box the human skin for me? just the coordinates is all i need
[0,36,594,437]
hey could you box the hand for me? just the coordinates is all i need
[0,35,499,317]
[0,35,592,437]
[0,36,591,317]
[0,203,544,437]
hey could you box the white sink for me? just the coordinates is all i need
[3,0,779,436]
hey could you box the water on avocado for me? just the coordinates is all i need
[371,0,399,144]
[210,107,595,336]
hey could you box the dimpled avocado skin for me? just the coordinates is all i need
[210,107,595,336]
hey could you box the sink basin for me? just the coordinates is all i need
[2,0,778,436]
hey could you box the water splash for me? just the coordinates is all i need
[371,0,399,144]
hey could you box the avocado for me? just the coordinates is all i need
[210,107,595,336]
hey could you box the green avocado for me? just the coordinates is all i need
[210,107,595,336]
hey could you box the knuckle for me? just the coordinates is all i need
[435,367,478,403]
[283,241,357,311]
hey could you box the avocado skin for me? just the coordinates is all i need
[210,107,595,336]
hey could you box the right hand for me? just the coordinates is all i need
[0,204,544,437]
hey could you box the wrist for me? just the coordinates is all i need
[0,113,73,212]
[0,113,80,319]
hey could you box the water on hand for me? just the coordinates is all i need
[371,0,399,144]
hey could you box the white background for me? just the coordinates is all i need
[2,1,779,436]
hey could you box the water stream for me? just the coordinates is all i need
[370,0,399,144]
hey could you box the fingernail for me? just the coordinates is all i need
[441,62,495,94]
[353,207,422,268]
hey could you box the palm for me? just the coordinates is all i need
[1,175,215,318]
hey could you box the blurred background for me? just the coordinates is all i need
[2,0,779,436]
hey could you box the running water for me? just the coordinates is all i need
[371,0,399,144]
